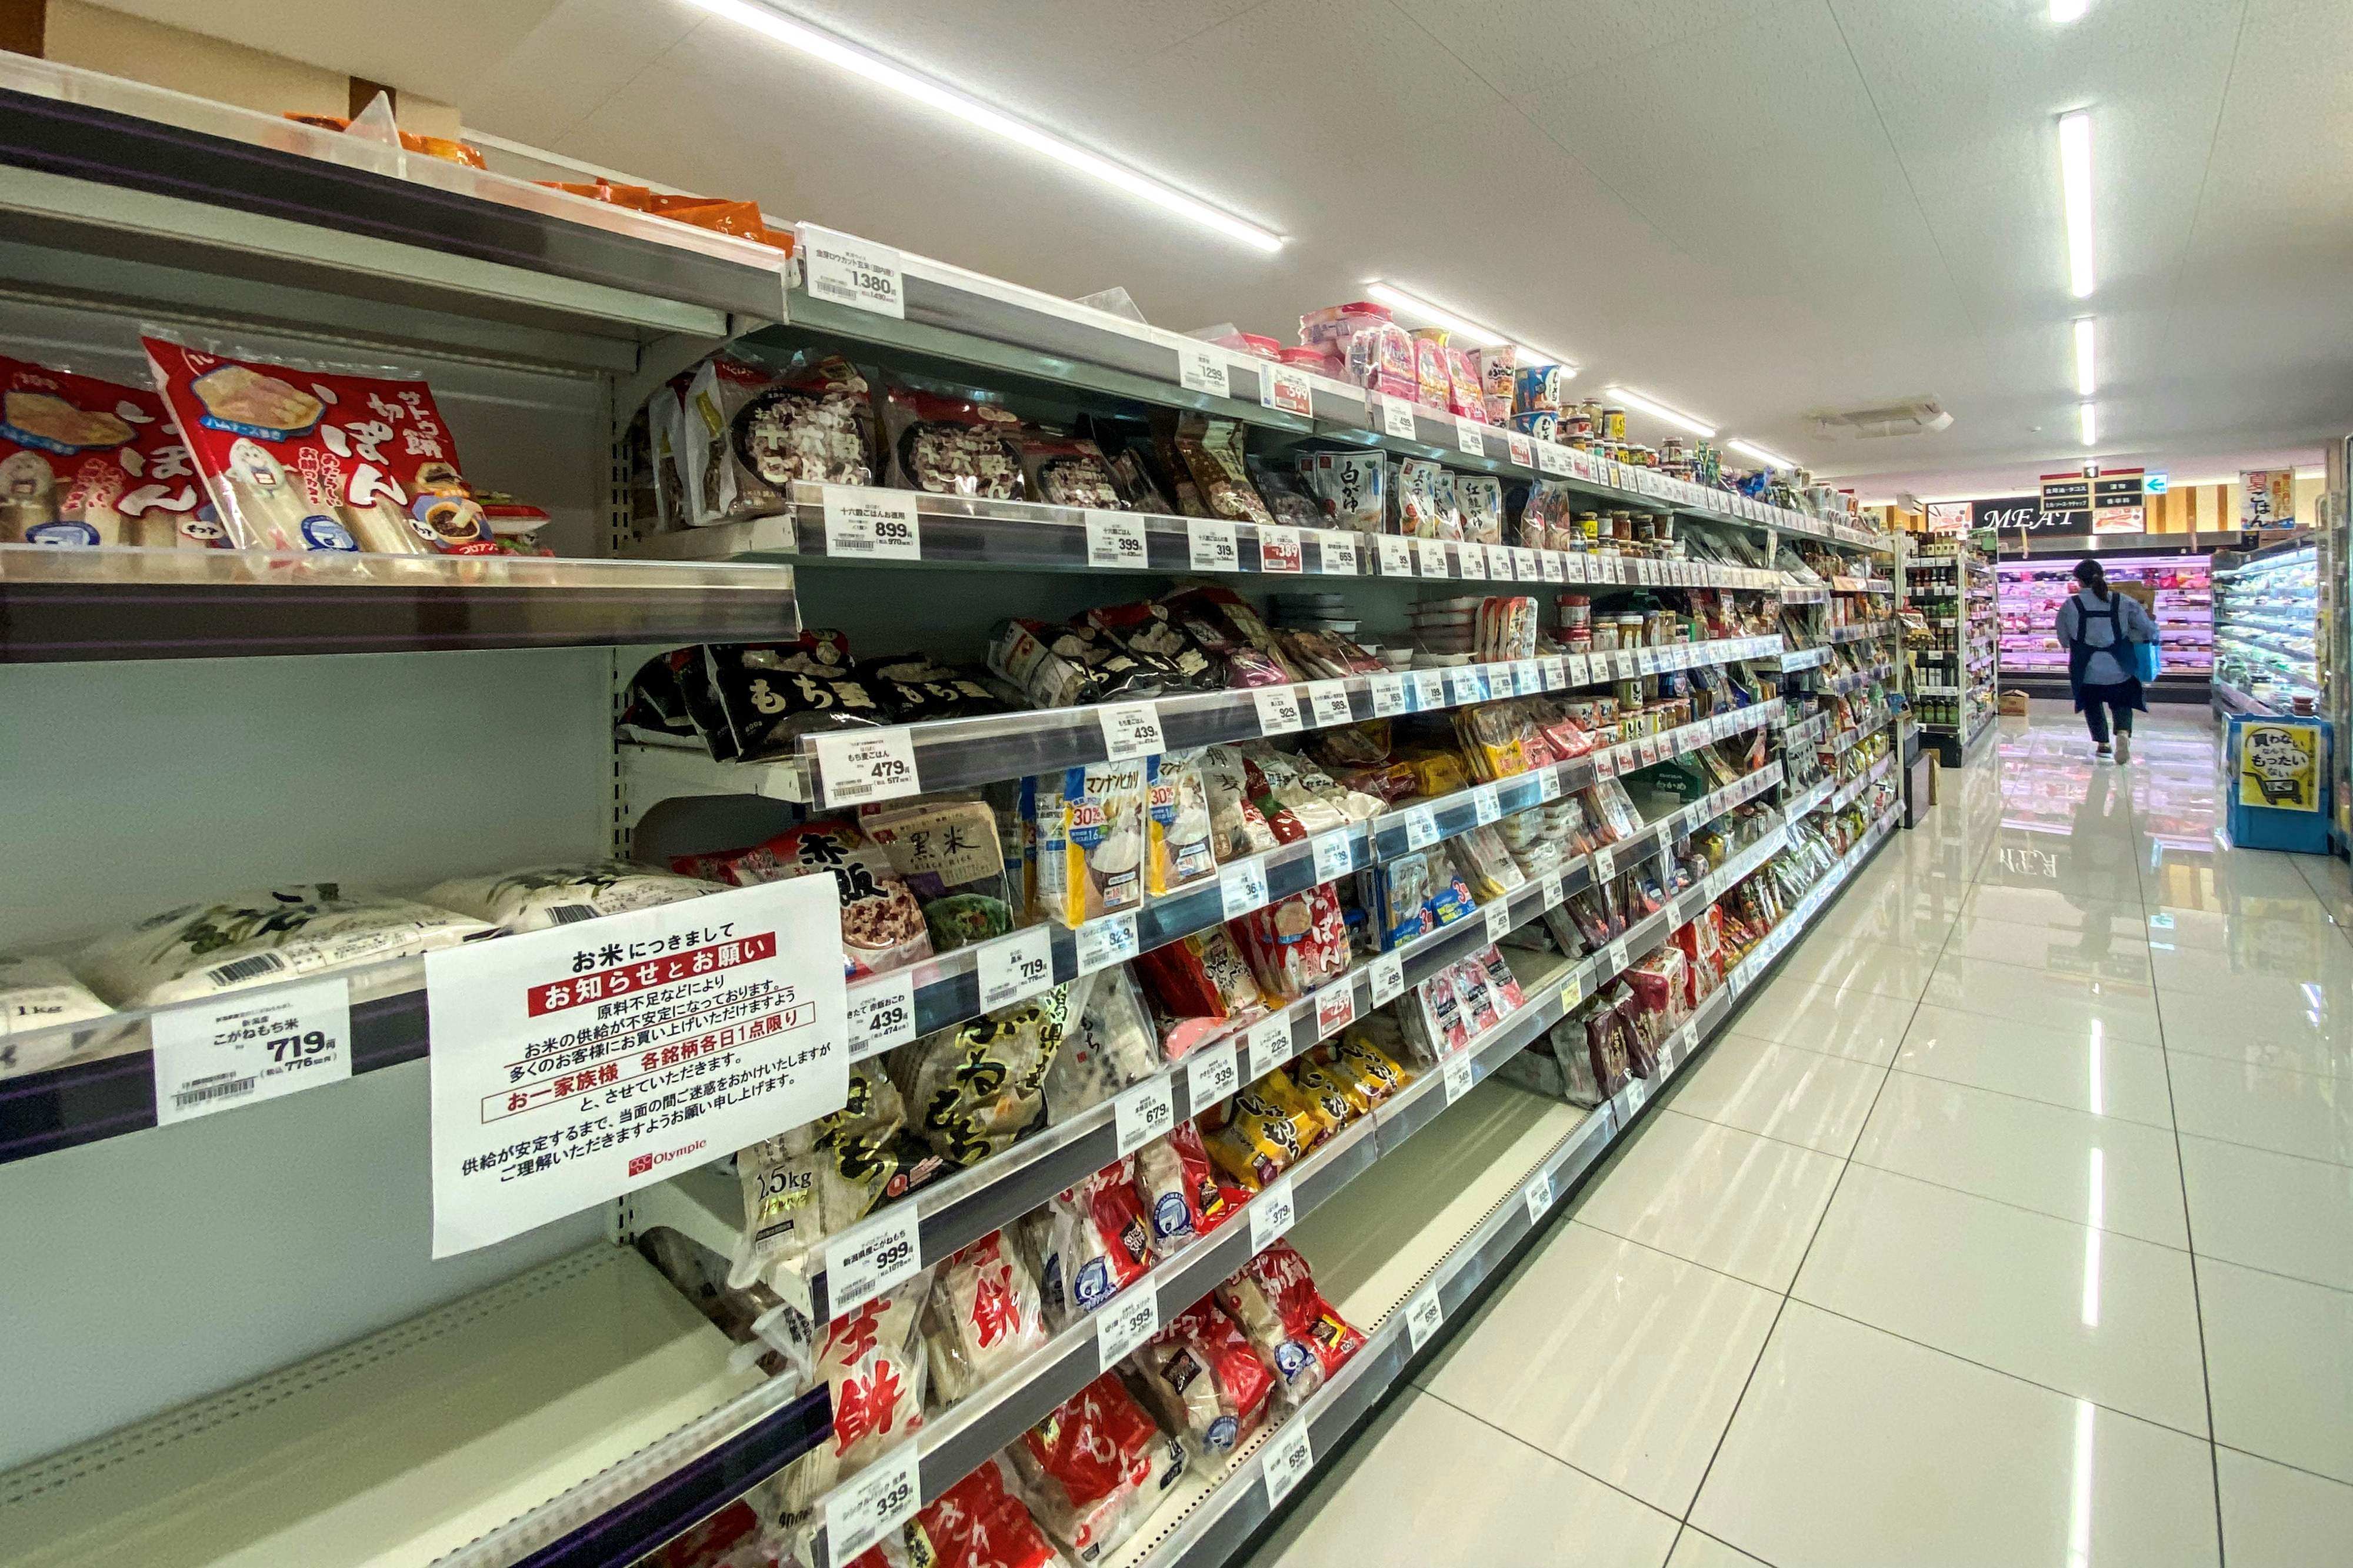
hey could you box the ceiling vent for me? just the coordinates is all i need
[1805,398,1954,439]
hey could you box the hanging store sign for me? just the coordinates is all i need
[1973,495,2089,538]
[2040,471,2094,511]
[2093,505,2146,534]
[2241,470,2295,529]
[2092,468,2145,508]
[426,878,848,1257]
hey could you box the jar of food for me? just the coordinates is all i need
[1602,406,1627,442]
[1558,593,1591,634]
[1578,512,1601,546]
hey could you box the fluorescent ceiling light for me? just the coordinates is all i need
[2074,318,2097,396]
[1364,282,1575,373]
[1727,438,1797,470]
[1604,384,1717,438]
[684,0,1284,252]
[2060,111,2095,298]
[2052,0,2089,22]
[2079,401,2098,446]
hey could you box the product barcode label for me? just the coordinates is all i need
[1368,952,1405,1007]
[1506,432,1534,466]
[203,953,287,986]
[1305,680,1354,728]
[1369,671,1408,718]
[1457,544,1487,581]
[1524,1172,1553,1221]
[1444,1052,1475,1105]
[1415,538,1450,578]
[1484,902,1510,943]
[845,970,918,1055]
[978,926,1055,1011]
[1377,536,1415,576]
[1085,509,1148,569]
[1404,808,1439,850]
[169,1072,254,1109]
[1245,1014,1294,1078]
[816,728,921,808]
[1411,669,1447,710]
[1472,785,1502,826]
[1457,419,1485,456]
[1314,984,1355,1038]
[1221,860,1272,919]
[821,486,920,560]
[1259,524,1303,573]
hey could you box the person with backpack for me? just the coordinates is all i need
[2055,556,2160,761]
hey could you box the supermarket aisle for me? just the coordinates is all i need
[1251,705,2353,1567]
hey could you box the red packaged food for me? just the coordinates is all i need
[142,336,495,554]
[1132,1297,1275,1460]
[1030,1160,1154,1324]
[857,1461,1059,1568]
[1229,885,1349,1002]
[1134,928,1268,1057]
[1133,1118,1242,1257]
[1474,943,1528,1013]
[1215,1242,1365,1402]
[1008,1372,1184,1560]
[0,353,209,547]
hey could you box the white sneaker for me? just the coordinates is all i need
[2115,732,2132,764]
[2095,742,2113,759]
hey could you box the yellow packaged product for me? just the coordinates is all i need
[1258,1066,1347,1145]
[1326,1032,1412,1103]
[1400,749,1470,798]
[1290,1054,1373,1119]
[1204,1080,1316,1190]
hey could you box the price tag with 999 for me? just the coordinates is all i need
[826,1205,922,1319]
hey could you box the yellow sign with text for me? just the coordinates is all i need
[2239,722,2321,812]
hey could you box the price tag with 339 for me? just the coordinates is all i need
[826,1442,921,1560]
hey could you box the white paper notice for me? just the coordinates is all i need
[151,975,351,1126]
[426,878,846,1258]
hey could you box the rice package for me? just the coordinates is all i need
[922,1229,1051,1404]
[892,986,1070,1165]
[1145,750,1218,897]
[882,383,1025,499]
[1023,759,1149,928]
[0,353,208,546]
[1132,1119,1243,1259]
[143,336,498,553]
[781,1270,935,1512]
[856,795,1019,952]
[674,819,931,979]
[0,954,113,1039]
[679,349,873,522]
[1044,966,1161,1121]
[1214,1242,1365,1402]
[423,860,722,935]
[730,1062,938,1289]
[865,1463,1060,1568]
[702,636,889,759]
[1131,1299,1274,1462]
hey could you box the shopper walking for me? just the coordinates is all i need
[2055,558,2158,761]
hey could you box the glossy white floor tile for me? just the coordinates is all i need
[1748,935,1938,1000]
[1690,1304,2221,1568]
[1920,952,2165,1044]
[1419,1222,1780,1517]
[2178,1133,2353,1292]
[2215,1447,2353,1568]
[2156,979,2353,1078]
[1895,1003,2175,1127]
[1661,1031,1886,1155]
[1852,1072,2190,1247]
[1719,978,1915,1065]
[1792,1165,2209,1436]
[2198,1257,2353,1485]
[1959,882,2144,934]
[1569,1109,1847,1290]
[2165,1053,2352,1166]
[1939,912,2155,985]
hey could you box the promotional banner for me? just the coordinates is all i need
[2239,720,2322,812]
[2241,470,2294,529]
[1926,501,1971,535]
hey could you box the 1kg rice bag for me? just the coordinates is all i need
[674,820,931,979]
[1044,966,1160,1121]
[144,335,498,554]
[1131,1298,1275,1462]
[1215,1242,1366,1403]
[0,954,112,1040]
[922,1229,1051,1405]
[0,353,208,546]
[1006,1372,1187,1562]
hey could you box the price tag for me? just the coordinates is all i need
[1517,659,1544,695]
[1537,441,1570,476]
[1605,936,1630,974]
[1639,649,1662,676]
[1075,912,1138,975]
[1484,902,1510,943]
[1538,769,1562,803]
[1564,553,1589,583]
[1542,551,1566,583]
[1593,746,1618,780]
[1254,685,1304,736]
[1377,536,1415,576]
[1593,844,1617,882]
[1187,517,1239,572]
[1264,364,1313,416]
[1456,419,1486,456]
[1262,1421,1316,1509]
[1468,785,1501,826]
[1221,860,1272,919]
[1381,396,1419,439]
[1457,544,1487,582]
[1444,1052,1475,1104]
[1564,652,1589,685]
[821,486,920,561]
[1416,537,1451,578]
[1541,655,1567,689]
[1097,700,1165,761]
[1318,531,1360,575]
[825,1442,921,1560]
[1368,952,1405,1007]
[1524,1172,1553,1222]
[1246,1014,1295,1078]
[845,969,918,1056]
[1561,971,1584,1010]
[799,225,904,318]
[1259,524,1303,573]
[1096,1279,1160,1370]
[1188,1037,1241,1110]
[816,728,921,809]
[1513,547,1541,580]
[1507,432,1535,466]
[1315,984,1356,1038]
[1369,671,1408,718]
[1539,870,1564,909]
[1178,342,1231,398]
[1084,508,1148,569]
[1404,807,1439,850]
[1250,1173,1298,1255]
[979,926,1055,1011]
[1405,1289,1445,1352]
[151,975,352,1126]
[1114,1076,1176,1156]
[827,1205,924,1319]
[1311,829,1356,885]
[1625,1073,1649,1113]
[1305,680,1354,728]
[1411,670,1447,710]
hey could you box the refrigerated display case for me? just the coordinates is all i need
[2213,538,2319,717]
[1995,551,2213,697]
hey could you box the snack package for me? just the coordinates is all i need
[1029,1159,1154,1324]
[1167,414,1272,525]
[1327,1030,1411,1102]
[74,885,490,1009]
[1215,1242,1366,1403]
[0,353,208,546]
[1024,760,1150,928]
[1132,1119,1244,1257]
[1006,1373,1186,1562]
[1044,966,1161,1120]
[0,954,113,1039]
[924,1229,1052,1405]
[1132,926,1268,1057]
[422,860,722,935]
[143,336,496,553]
[1131,1297,1276,1462]
[1202,1077,1317,1190]
[674,819,932,979]
[1145,750,1219,898]
[1299,451,1385,533]
[680,350,873,522]
[894,987,1071,1165]
[882,383,1025,498]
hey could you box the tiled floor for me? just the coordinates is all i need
[1252,705,2353,1565]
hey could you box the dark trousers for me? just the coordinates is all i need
[2080,683,2137,744]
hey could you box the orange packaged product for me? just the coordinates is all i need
[282,113,486,167]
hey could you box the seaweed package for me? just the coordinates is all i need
[144,335,495,554]
[1088,600,1220,690]
[882,383,1025,498]
[0,352,207,546]
[1158,583,1296,686]
[891,985,1071,1166]
[1298,450,1385,533]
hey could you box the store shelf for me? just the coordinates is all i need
[628,760,1788,1325]
[1090,810,1902,1568]
[0,545,802,663]
[1818,663,1894,696]
[1779,645,1831,672]
[2212,679,2288,718]
[619,636,1786,812]
[1825,621,1895,645]
[0,1245,832,1568]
